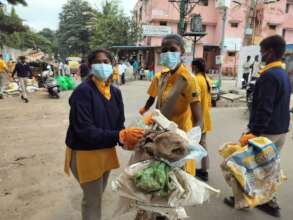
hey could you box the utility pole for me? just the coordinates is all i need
[219,7,228,79]
[179,0,186,35]
[169,0,201,35]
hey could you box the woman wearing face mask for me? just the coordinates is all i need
[191,58,212,181]
[64,48,144,220]
[141,34,202,176]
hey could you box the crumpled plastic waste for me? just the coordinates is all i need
[112,160,220,219]
[112,110,219,219]
[56,76,76,91]
[136,130,189,162]
[134,161,175,197]
[219,137,285,209]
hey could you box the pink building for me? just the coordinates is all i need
[133,0,293,75]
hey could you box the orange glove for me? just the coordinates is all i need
[139,107,147,115]
[119,128,145,150]
[143,113,154,125]
[240,133,256,146]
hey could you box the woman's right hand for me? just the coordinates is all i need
[119,128,145,150]
[139,107,147,115]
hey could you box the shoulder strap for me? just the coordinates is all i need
[156,75,187,119]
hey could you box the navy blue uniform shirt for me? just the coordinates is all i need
[66,79,125,150]
[249,66,291,135]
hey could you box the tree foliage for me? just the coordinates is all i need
[0,7,57,55]
[57,0,95,57]
[0,0,27,6]
[90,0,142,48]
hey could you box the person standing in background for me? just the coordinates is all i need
[251,55,261,79]
[132,59,139,79]
[192,58,212,182]
[12,56,32,103]
[0,54,8,99]
[64,61,71,76]
[58,61,65,76]
[118,61,127,85]
[242,56,252,88]
[79,59,90,82]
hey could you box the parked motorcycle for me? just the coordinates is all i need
[211,79,221,107]
[42,65,60,99]
[45,76,60,99]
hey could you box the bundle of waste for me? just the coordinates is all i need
[219,137,285,209]
[136,130,189,162]
[112,110,220,219]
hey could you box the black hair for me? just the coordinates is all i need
[260,35,286,59]
[162,34,185,50]
[247,56,251,60]
[19,56,26,60]
[192,58,211,93]
[88,48,114,66]
[0,54,2,58]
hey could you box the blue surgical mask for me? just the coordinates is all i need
[91,63,113,81]
[160,52,181,70]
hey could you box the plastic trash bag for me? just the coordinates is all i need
[134,161,175,197]
[56,76,76,91]
[219,137,285,208]
[112,160,220,219]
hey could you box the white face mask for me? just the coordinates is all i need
[91,64,113,81]
[160,52,181,70]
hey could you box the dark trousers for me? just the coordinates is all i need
[121,73,125,84]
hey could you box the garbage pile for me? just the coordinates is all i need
[112,110,220,219]
[219,137,286,209]
[4,78,39,96]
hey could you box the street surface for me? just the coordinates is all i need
[0,80,292,220]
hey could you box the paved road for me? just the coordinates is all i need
[0,80,292,220]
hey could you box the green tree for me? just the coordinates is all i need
[57,0,95,57]
[39,28,58,55]
[0,0,27,6]
[90,0,142,48]
[0,7,25,47]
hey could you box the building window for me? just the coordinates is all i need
[139,7,142,21]
[202,24,207,32]
[160,21,167,26]
[230,22,239,28]
[200,0,208,6]
[282,29,286,38]
[268,24,277,30]
[286,4,290,13]
[228,52,236,57]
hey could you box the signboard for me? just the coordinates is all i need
[215,0,231,8]
[236,45,261,88]
[142,25,172,37]
[223,38,242,51]
[216,55,224,65]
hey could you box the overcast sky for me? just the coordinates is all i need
[14,0,136,31]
